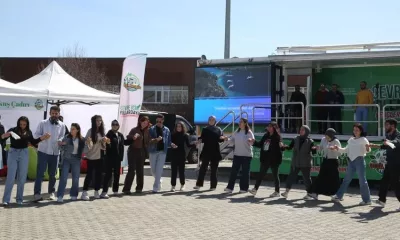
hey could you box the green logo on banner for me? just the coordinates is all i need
[123,73,141,92]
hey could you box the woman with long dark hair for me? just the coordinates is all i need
[81,115,109,201]
[56,123,85,202]
[101,120,132,198]
[331,123,372,205]
[122,116,151,194]
[194,116,226,190]
[1,116,49,206]
[309,128,341,200]
[224,118,255,193]
[249,122,284,197]
[170,121,196,191]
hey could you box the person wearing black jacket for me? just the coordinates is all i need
[101,120,132,198]
[1,116,49,206]
[369,119,400,208]
[289,85,307,133]
[170,122,196,191]
[249,122,283,197]
[194,116,226,190]
[327,84,345,134]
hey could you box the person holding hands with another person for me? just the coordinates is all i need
[224,118,255,193]
[330,123,372,205]
[1,116,50,206]
[169,122,197,191]
[368,119,400,209]
[81,115,110,200]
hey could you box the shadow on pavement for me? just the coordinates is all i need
[350,207,400,223]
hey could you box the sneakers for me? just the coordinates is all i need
[70,196,78,201]
[94,191,100,199]
[303,194,313,200]
[113,192,118,196]
[224,188,233,193]
[57,197,63,203]
[16,201,23,205]
[375,200,386,207]
[331,195,343,202]
[170,186,176,192]
[359,201,372,206]
[210,188,216,191]
[81,191,90,201]
[180,185,185,191]
[193,186,201,190]
[249,188,257,196]
[269,191,280,198]
[100,192,110,199]
[239,190,247,193]
[309,193,318,200]
[2,202,9,207]
[34,194,43,202]
[281,191,289,198]
[49,193,56,201]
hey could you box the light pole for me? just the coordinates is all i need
[224,0,231,59]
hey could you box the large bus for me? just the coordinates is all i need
[194,42,400,181]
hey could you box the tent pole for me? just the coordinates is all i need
[43,101,49,120]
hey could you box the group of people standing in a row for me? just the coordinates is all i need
[1,108,400,209]
[219,115,400,206]
[0,106,196,205]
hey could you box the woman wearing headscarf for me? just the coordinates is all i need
[194,115,226,190]
[249,122,284,197]
[281,125,317,200]
[309,128,341,200]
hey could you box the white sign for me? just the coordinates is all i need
[118,54,147,167]
[0,97,46,111]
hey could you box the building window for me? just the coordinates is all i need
[143,85,188,104]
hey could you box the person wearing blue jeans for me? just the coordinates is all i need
[225,118,255,193]
[331,123,372,205]
[1,116,47,206]
[34,106,66,202]
[148,114,171,193]
[355,107,368,132]
[57,123,85,202]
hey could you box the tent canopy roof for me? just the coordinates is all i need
[17,61,120,104]
[0,78,48,98]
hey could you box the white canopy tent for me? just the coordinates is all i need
[0,78,48,98]
[17,61,120,104]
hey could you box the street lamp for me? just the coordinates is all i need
[224,0,231,59]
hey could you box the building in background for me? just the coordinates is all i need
[0,57,198,123]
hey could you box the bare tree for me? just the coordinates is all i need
[37,43,109,89]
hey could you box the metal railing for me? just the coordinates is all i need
[240,102,305,132]
[216,110,236,133]
[306,104,381,136]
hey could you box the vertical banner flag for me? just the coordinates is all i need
[118,54,147,167]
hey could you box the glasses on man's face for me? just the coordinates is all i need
[112,124,119,126]
[156,121,163,123]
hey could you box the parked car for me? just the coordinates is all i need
[139,111,198,164]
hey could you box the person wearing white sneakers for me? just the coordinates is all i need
[249,122,284,197]
[101,120,132,199]
[56,123,85,203]
[281,125,317,200]
[170,122,197,192]
[368,119,400,209]
[330,123,372,205]
[308,128,341,200]
[224,118,255,194]
[81,115,109,201]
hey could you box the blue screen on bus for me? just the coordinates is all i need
[194,65,272,124]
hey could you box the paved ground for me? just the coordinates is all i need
[0,163,399,240]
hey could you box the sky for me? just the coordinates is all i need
[1,0,400,59]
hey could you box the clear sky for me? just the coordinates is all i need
[1,0,399,59]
